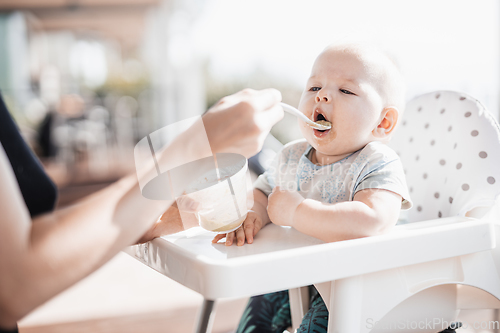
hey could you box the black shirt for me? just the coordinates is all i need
[0,92,58,332]
[0,92,57,217]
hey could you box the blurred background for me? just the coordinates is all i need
[1,0,499,332]
[1,0,499,193]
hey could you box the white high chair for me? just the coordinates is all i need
[289,90,500,332]
[125,91,499,333]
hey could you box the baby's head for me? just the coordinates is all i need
[298,43,405,163]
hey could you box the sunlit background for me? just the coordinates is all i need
[1,1,500,332]
[1,0,499,195]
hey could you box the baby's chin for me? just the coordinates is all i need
[312,127,332,139]
[305,139,335,156]
[303,127,337,149]
[313,146,342,157]
[314,143,367,164]
[306,137,360,162]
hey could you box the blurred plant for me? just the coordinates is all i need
[95,67,151,99]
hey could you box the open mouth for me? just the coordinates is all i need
[313,110,331,134]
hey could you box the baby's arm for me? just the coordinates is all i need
[268,187,401,243]
[212,188,270,246]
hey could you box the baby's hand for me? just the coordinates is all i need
[267,186,304,227]
[212,211,263,246]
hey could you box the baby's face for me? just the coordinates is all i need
[298,48,385,161]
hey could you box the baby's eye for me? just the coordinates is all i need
[309,87,321,92]
[340,89,355,95]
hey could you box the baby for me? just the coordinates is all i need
[213,43,412,332]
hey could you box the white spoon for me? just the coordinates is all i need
[280,102,332,130]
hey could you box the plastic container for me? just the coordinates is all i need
[175,153,250,233]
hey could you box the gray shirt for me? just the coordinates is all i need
[254,139,412,209]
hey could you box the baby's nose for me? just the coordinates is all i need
[315,94,329,103]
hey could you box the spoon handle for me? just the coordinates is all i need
[280,103,331,130]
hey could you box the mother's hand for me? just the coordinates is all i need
[136,197,199,243]
[138,89,283,243]
[203,88,283,158]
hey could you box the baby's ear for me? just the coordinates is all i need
[372,107,399,139]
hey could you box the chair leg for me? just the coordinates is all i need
[195,299,216,333]
[328,276,363,333]
[289,287,310,331]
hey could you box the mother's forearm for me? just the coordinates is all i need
[17,124,214,318]
[0,115,218,324]
[10,174,172,321]
[292,199,384,243]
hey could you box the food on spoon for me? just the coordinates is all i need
[315,120,331,128]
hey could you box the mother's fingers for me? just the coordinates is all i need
[265,103,285,128]
[176,196,200,213]
[254,103,284,134]
[223,88,283,129]
[213,88,281,112]
[248,88,282,113]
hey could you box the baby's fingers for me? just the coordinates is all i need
[244,222,255,244]
[212,233,226,244]
[225,231,235,246]
[236,227,246,246]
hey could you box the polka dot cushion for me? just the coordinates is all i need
[389,91,500,223]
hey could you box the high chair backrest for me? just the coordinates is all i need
[390,91,500,223]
